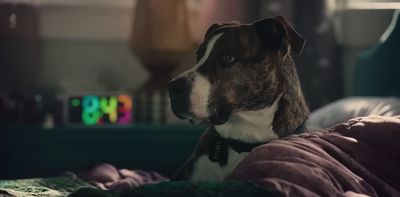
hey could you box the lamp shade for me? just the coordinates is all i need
[130,0,194,66]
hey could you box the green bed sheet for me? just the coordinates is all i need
[0,177,279,197]
[0,177,93,197]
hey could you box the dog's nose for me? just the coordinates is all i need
[168,77,189,95]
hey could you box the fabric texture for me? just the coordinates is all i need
[0,177,93,197]
[227,116,400,197]
[70,181,279,197]
[71,116,400,197]
[73,164,168,192]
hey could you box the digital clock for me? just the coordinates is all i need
[65,94,133,125]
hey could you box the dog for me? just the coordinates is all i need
[168,16,309,181]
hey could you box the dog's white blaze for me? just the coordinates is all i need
[175,33,223,77]
[191,148,248,181]
[190,73,211,118]
[215,98,281,143]
[188,33,223,118]
[193,33,223,70]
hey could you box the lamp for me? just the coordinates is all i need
[130,0,194,90]
[130,0,194,123]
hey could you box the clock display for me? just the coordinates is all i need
[67,94,132,125]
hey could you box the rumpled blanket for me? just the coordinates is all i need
[227,116,400,197]
[71,116,400,196]
[72,164,168,191]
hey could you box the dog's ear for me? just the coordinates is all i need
[205,23,222,39]
[252,18,285,51]
[253,16,305,54]
[204,21,240,39]
[274,16,305,54]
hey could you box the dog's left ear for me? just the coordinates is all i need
[205,23,222,39]
[253,16,305,54]
[204,21,241,40]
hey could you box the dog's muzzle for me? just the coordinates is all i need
[168,76,191,119]
[168,75,232,125]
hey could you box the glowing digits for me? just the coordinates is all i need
[100,96,118,123]
[82,96,101,125]
[81,95,132,125]
[117,95,132,124]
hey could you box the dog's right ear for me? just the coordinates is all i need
[274,16,305,54]
[253,17,305,54]
[252,18,286,52]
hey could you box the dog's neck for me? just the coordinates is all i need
[214,98,280,143]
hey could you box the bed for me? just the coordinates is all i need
[69,115,400,197]
[1,111,400,196]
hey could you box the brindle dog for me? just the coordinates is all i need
[168,16,309,181]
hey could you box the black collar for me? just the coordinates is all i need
[208,123,306,166]
[226,122,306,153]
[225,138,265,153]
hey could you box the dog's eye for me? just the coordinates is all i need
[222,54,236,64]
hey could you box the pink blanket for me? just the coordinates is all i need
[227,116,400,196]
[73,164,168,191]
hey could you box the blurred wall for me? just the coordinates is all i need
[5,1,395,100]
[38,1,148,93]
[38,0,252,93]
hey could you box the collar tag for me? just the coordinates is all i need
[208,138,228,166]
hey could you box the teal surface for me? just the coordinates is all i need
[352,11,400,96]
[0,124,205,179]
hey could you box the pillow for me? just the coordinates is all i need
[306,97,400,130]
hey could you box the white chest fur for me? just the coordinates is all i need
[215,98,280,143]
[190,99,280,181]
[190,147,248,181]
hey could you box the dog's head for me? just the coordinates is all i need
[168,16,308,136]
